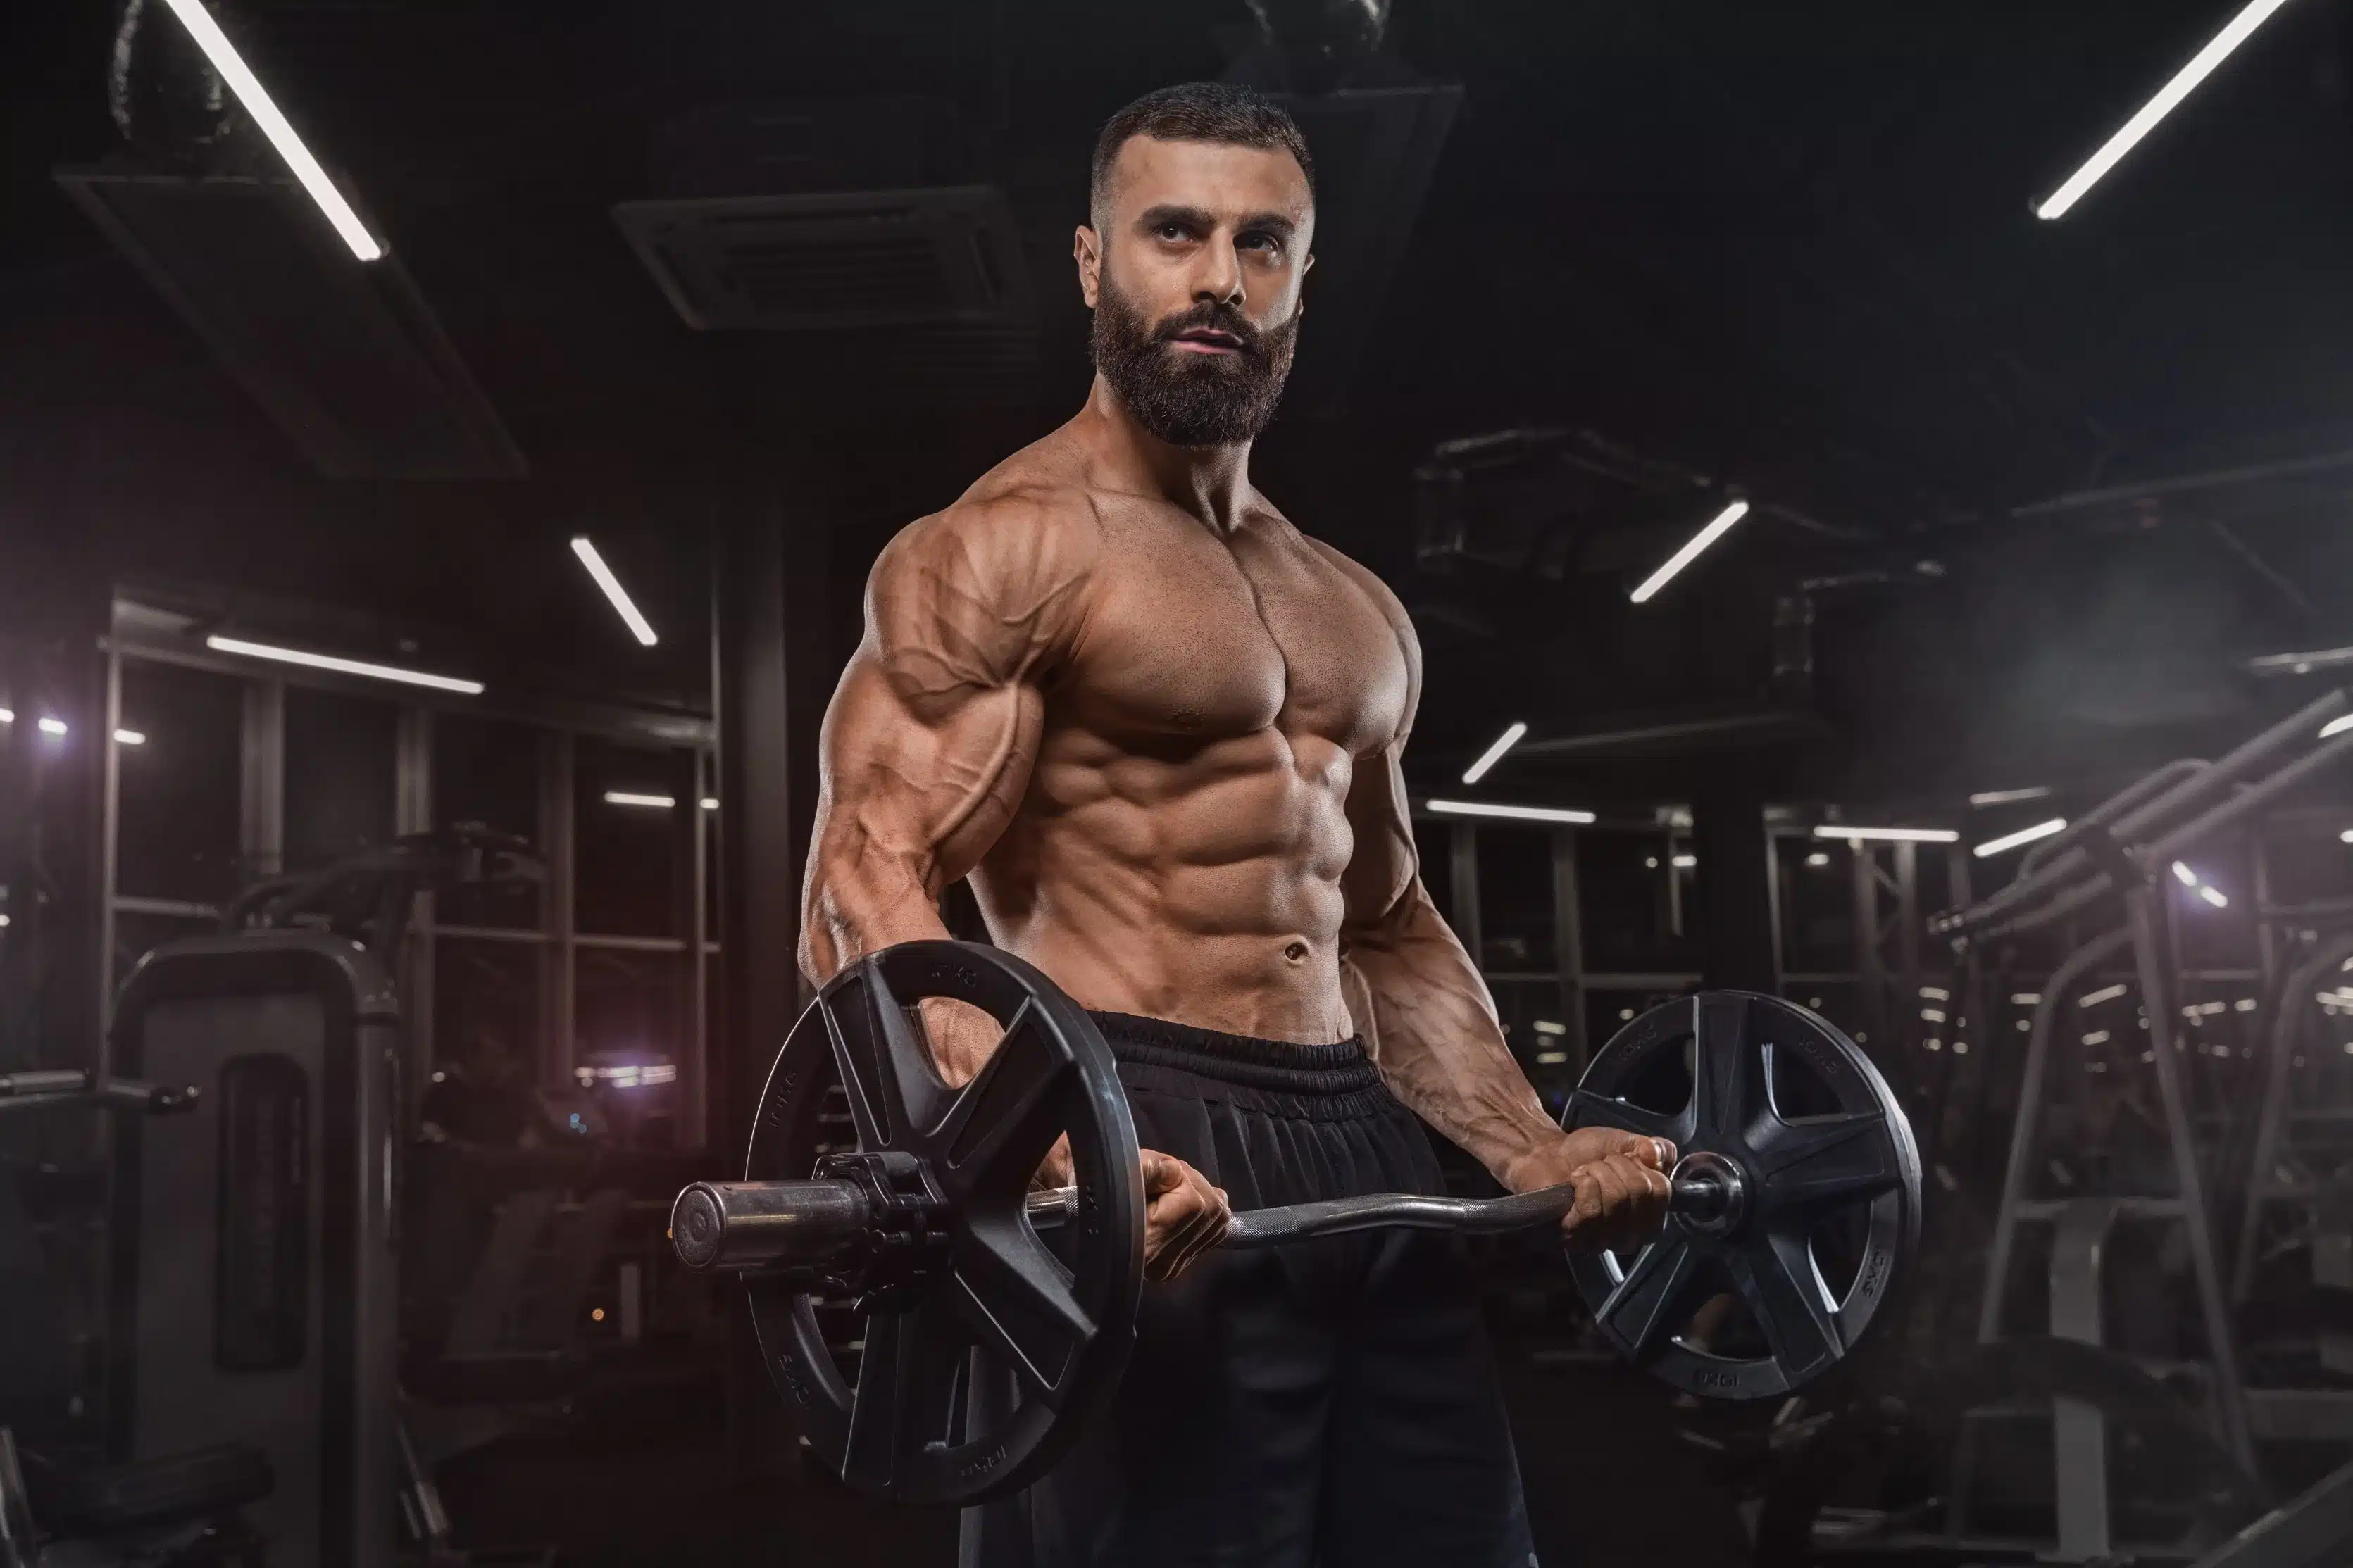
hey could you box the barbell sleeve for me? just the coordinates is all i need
[672,1179,873,1272]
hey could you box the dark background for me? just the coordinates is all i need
[9,2,2353,1564]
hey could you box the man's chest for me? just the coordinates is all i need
[1059,510,1409,756]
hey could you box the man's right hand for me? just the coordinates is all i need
[1140,1148,1229,1281]
[1033,1139,1229,1282]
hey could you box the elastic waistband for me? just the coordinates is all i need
[1087,1010,1383,1097]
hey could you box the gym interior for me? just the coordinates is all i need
[7,3,2353,1566]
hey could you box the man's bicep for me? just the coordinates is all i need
[822,647,1042,881]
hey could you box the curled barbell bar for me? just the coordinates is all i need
[673,941,1922,1505]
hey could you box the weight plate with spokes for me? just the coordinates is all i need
[1563,991,1922,1400]
[744,941,1145,1503]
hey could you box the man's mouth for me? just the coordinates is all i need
[1168,327,1245,355]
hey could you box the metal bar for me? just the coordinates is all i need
[1551,826,1587,1076]
[2012,445,2353,518]
[688,747,711,1149]
[573,934,691,953]
[240,677,285,880]
[2232,933,2353,1302]
[1855,843,1889,1050]
[96,647,120,1050]
[1945,693,2347,938]
[1978,929,2134,1343]
[2126,884,2260,1480]
[397,706,434,1130]
[2187,1455,2353,1567]
[543,729,576,1092]
[2141,727,2353,870]
[2049,1198,2119,1562]
[2021,760,2207,879]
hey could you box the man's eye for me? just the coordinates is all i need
[1241,233,1282,256]
[1157,222,1190,241]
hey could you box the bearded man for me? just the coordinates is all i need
[799,82,1674,1567]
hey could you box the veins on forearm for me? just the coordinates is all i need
[1343,894,1558,1186]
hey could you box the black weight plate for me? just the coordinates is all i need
[1563,991,1923,1400]
[744,941,1145,1504]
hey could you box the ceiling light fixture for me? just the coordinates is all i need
[570,537,659,648]
[207,635,484,694]
[1968,786,2054,808]
[1460,722,1528,785]
[1973,817,2068,858]
[156,0,384,260]
[2172,861,2201,886]
[1425,799,1597,826]
[2042,0,2296,222]
[2199,884,2230,908]
[2035,0,2300,220]
[603,791,676,810]
[701,798,719,812]
[2322,715,2353,740]
[113,729,146,746]
[1630,500,1751,604]
[37,717,66,737]
[1811,824,1960,843]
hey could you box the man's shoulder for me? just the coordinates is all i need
[878,473,1104,596]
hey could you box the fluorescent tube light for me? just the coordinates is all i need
[1969,786,2053,808]
[571,537,659,648]
[1425,799,1597,826]
[2080,984,2129,1008]
[156,0,384,260]
[2035,0,2299,220]
[2172,861,2201,886]
[2322,715,2353,739]
[1811,824,1959,843]
[603,792,677,810]
[113,729,146,746]
[206,635,484,694]
[2199,884,2230,908]
[1630,501,1751,604]
[701,798,719,811]
[1460,722,1528,785]
[1973,817,2067,858]
[36,717,66,736]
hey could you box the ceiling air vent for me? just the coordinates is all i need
[54,168,526,479]
[611,186,1032,332]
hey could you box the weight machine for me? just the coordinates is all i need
[1928,690,2353,1562]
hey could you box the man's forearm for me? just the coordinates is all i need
[799,820,949,983]
[1342,889,1566,1189]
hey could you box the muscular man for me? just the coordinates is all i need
[801,82,1674,1567]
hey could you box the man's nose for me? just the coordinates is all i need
[1189,239,1244,310]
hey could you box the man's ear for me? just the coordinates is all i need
[1074,224,1102,309]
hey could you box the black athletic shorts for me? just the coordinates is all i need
[959,1012,1537,1568]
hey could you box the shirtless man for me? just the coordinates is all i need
[801,82,1675,1567]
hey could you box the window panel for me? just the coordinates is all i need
[283,687,397,872]
[116,660,242,904]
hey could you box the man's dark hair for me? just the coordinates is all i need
[1089,82,1314,224]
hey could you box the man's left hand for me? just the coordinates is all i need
[1504,1127,1676,1254]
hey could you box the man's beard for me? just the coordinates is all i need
[1090,268,1300,448]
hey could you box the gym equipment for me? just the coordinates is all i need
[1933,696,2353,1560]
[108,929,404,1568]
[1752,1338,2267,1566]
[669,940,1923,1504]
[2,1066,266,1568]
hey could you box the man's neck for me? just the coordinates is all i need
[1076,375,1254,534]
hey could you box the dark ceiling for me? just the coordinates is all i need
[7,0,2353,802]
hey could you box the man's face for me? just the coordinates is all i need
[1077,135,1314,448]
